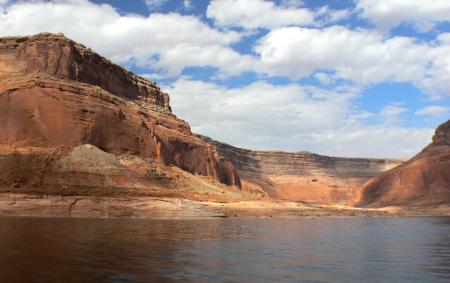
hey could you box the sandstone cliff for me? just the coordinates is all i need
[0,33,240,190]
[0,144,249,204]
[198,135,402,204]
[2,32,435,210]
[358,120,450,207]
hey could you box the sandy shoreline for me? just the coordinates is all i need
[1,193,450,219]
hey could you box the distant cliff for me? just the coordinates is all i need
[358,120,450,207]
[198,135,402,204]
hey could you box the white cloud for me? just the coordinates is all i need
[207,0,315,29]
[206,0,350,29]
[415,106,450,116]
[280,0,304,8]
[144,0,168,10]
[314,72,335,85]
[254,26,432,84]
[183,0,192,10]
[315,5,352,25]
[165,78,432,158]
[164,78,356,144]
[380,103,409,123]
[0,0,9,12]
[357,0,450,32]
[418,33,450,98]
[254,26,450,98]
[308,126,433,158]
[0,0,258,77]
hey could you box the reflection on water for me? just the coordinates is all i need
[1,217,450,282]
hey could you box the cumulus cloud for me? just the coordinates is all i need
[183,0,192,10]
[254,26,432,84]
[164,78,355,143]
[254,26,450,98]
[207,0,351,29]
[415,106,450,116]
[309,126,433,158]
[380,103,409,123]
[314,72,335,85]
[207,0,315,29]
[417,33,450,98]
[315,5,352,25]
[0,0,255,77]
[144,0,168,10]
[0,0,9,11]
[164,78,432,158]
[280,0,304,8]
[357,0,450,32]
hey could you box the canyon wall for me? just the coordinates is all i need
[0,33,240,188]
[4,33,442,208]
[358,120,450,207]
[198,135,402,204]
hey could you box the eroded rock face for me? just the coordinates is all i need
[0,144,244,201]
[0,33,169,108]
[0,33,240,187]
[358,120,450,207]
[198,135,402,204]
[432,121,450,146]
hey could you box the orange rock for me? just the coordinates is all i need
[358,120,450,207]
[198,135,402,204]
[0,33,240,187]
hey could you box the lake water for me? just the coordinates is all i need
[1,217,450,282]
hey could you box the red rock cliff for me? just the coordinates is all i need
[198,135,402,204]
[0,33,240,187]
[358,120,450,207]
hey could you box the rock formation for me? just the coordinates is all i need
[3,32,441,211]
[198,135,402,204]
[0,33,240,191]
[0,144,248,203]
[358,120,450,207]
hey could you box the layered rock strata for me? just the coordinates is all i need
[0,33,240,188]
[0,145,246,202]
[359,120,450,207]
[198,135,402,204]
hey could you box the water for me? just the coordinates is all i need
[1,217,450,282]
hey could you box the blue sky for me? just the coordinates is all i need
[0,0,449,158]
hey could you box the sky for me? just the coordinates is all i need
[0,0,449,158]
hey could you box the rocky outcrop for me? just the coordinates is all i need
[358,120,450,207]
[198,135,402,204]
[432,120,450,146]
[0,33,240,187]
[0,145,247,202]
[0,33,169,108]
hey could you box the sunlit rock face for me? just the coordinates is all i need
[0,33,240,188]
[358,120,450,207]
[198,135,402,204]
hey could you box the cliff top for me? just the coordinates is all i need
[0,32,170,110]
[432,120,450,146]
[0,32,158,86]
[197,134,403,162]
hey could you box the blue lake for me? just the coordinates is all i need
[1,217,450,282]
